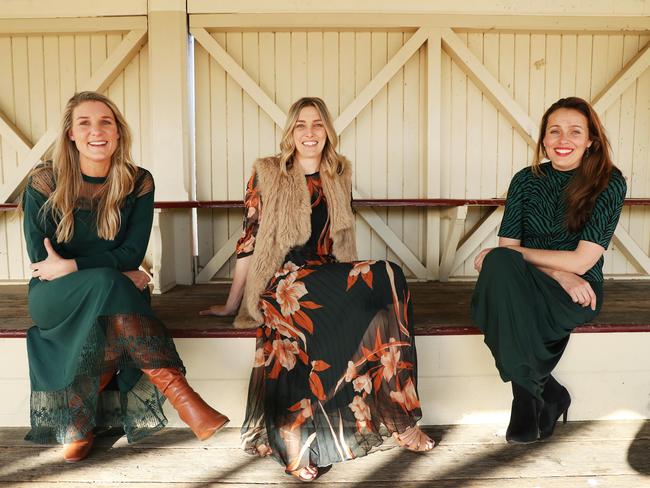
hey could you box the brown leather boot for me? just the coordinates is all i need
[62,431,94,462]
[61,372,115,462]
[142,368,229,440]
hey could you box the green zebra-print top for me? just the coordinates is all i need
[498,162,627,282]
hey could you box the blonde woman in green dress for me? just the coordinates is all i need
[22,91,228,462]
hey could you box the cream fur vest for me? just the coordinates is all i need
[234,156,358,329]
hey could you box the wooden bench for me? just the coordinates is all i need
[2,281,649,339]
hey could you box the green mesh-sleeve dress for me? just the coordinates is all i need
[471,162,626,399]
[22,164,184,445]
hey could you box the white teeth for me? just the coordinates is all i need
[555,149,572,155]
[303,141,317,146]
[89,141,107,146]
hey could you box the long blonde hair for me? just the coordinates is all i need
[278,97,344,176]
[39,91,137,242]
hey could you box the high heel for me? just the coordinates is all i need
[285,466,319,482]
[539,375,571,440]
[505,382,542,444]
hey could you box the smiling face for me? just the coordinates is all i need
[542,108,592,171]
[292,105,327,163]
[68,100,119,174]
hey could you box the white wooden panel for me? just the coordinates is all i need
[208,33,229,279]
[291,32,307,100]
[1,1,147,18]
[0,38,20,174]
[225,32,245,279]
[390,35,427,274]
[633,34,650,266]
[386,32,405,267]
[194,41,214,278]
[370,32,388,261]
[258,32,277,157]
[188,1,650,17]
[354,32,373,260]
[107,33,126,112]
[604,35,626,276]
[307,32,323,97]
[617,36,639,275]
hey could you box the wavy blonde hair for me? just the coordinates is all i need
[38,91,137,242]
[278,97,344,176]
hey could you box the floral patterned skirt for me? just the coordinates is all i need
[240,258,423,470]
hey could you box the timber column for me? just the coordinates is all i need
[147,0,192,291]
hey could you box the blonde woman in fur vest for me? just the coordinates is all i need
[201,97,434,481]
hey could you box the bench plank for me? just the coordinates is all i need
[1,281,649,338]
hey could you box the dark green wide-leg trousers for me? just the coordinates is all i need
[471,247,601,399]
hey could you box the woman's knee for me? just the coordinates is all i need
[482,247,524,273]
[83,267,125,288]
[379,260,407,281]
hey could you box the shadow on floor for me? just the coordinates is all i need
[628,419,650,475]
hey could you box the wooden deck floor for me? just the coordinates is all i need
[2,280,650,337]
[1,421,649,487]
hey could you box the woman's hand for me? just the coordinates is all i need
[199,304,238,317]
[30,238,77,281]
[553,270,597,310]
[474,247,495,272]
[123,270,150,291]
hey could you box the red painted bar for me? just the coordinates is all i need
[2,322,650,339]
[3,198,650,211]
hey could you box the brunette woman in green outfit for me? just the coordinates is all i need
[22,91,228,462]
[471,97,626,444]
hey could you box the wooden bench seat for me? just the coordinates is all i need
[2,281,649,338]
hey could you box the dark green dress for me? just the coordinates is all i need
[22,164,184,445]
[471,162,626,399]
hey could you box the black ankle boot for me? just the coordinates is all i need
[506,382,542,444]
[539,375,571,440]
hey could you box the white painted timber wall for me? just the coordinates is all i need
[0,2,648,285]
[194,30,428,280]
[193,26,650,281]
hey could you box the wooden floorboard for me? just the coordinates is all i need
[2,281,650,337]
[1,421,649,487]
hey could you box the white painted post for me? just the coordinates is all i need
[148,0,193,290]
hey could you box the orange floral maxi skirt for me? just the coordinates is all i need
[240,258,424,470]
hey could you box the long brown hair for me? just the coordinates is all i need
[532,97,615,233]
[278,97,344,176]
[35,91,137,242]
